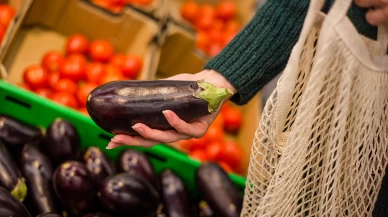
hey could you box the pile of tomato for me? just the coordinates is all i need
[0,3,15,43]
[180,0,241,57]
[19,33,143,116]
[91,0,153,14]
[174,101,244,174]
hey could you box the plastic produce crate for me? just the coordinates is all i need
[0,80,246,194]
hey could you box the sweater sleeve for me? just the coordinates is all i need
[204,0,310,105]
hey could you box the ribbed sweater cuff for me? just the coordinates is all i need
[204,0,310,105]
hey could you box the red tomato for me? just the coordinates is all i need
[89,40,114,62]
[35,88,53,98]
[208,29,223,44]
[60,54,87,81]
[18,83,31,91]
[48,71,60,89]
[222,31,236,46]
[53,78,78,95]
[215,1,237,21]
[76,82,98,107]
[203,124,224,142]
[41,51,65,72]
[223,106,242,134]
[195,4,215,30]
[0,5,15,27]
[109,53,126,68]
[50,91,78,109]
[205,140,223,162]
[212,113,224,127]
[219,140,243,168]
[174,139,192,151]
[211,19,224,31]
[23,65,48,90]
[136,0,152,5]
[0,24,6,42]
[207,43,223,57]
[99,65,126,84]
[180,1,199,23]
[189,150,208,162]
[189,136,208,151]
[196,31,210,53]
[218,161,233,173]
[65,34,89,56]
[78,107,89,116]
[86,62,105,84]
[121,55,142,78]
[224,20,240,34]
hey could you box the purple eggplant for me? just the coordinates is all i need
[0,141,27,202]
[83,213,112,217]
[19,143,59,214]
[0,115,44,145]
[161,169,192,217]
[0,186,31,217]
[198,201,214,217]
[98,172,161,217]
[35,213,62,217]
[43,119,81,165]
[83,147,115,186]
[86,80,233,136]
[53,161,96,216]
[196,162,243,217]
[117,149,158,189]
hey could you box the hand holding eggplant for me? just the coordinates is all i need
[103,70,236,148]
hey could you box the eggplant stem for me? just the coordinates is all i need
[11,178,27,202]
[195,81,234,113]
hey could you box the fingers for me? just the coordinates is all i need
[355,0,387,8]
[132,122,191,143]
[107,134,159,148]
[163,110,208,138]
[366,6,388,25]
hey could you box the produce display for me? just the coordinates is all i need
[0,114,243,217]
[90,0,153,13]
[179,0,241,57]
[18,33,143,116]
[0,3,16,43]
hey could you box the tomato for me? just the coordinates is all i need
[41,50,65,72]
[224,20,240,34]
[211,19,224,31]
[109,53,126,68]
[78,107,89,116]
[60,54,87,81]
[35,88,53,98]
[0,24,6,42]
[48,71,60,89]
[223,106,242,134]
[203,124,224,142]
[89,40,114,62]
[53,78,78,95]
[215,1,236,21]
[196,31,210,53]
[205,140,223,162]
[189,150,208,162]
[195,15,214,31]
[65,34,89,56]
[135,0,152,5]
[121,55,142,78]
[0,5,15,27]
[180,1,199,23]
[207,43,223,57]
[218,161,233,173]
[23,65,48,90]
[222,31,236,46]
[212,113,224,127]
[99,64,126,84]
[208,29,223,44]
[109,0,125,7]
[18,83,31,91]
[198,4,215,18]
[76,82,97,107]
[189,136,208,151]
[219,140,243,168]
[51,91,78,109]
[174,139,192,151]
[86,62,105,84]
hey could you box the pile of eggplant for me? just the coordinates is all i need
[0,114,243,217]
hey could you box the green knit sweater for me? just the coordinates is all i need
[204,0,377,105]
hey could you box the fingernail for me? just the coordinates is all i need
[106,141,120,149]
[132,124,144,133]
[111,138,121,143]
[162,110,171,120]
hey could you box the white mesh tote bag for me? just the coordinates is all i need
[242,0,388,216]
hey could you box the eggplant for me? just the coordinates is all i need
[98,172,161,217]
[43,119,81,165]
[36,213,62,217]
[19,143,59,214]
[53,161,96,216]
[196,162,243,217]
[198,201,214,217]
[83,213,112,217]
[0,141,27,202]
[0,186,32,217]
[86,80,233,136]
[83,147,115,186]
[117,149,158,189]
[0,115,44,145]
[160,169,192,217]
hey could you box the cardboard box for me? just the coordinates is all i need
[0,0,161,82]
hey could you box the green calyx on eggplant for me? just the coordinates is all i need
[86,80,233,136]
[98,172,161,217]
[0,141,27,202]
[43,118,81,165]
[83,146,115,186]
[0,186,32,217]
[19,143,59,214]
[196,162,243,217]
[160,169,193,217]
[53,161,96,216]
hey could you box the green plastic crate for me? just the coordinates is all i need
[0,80,246,195]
